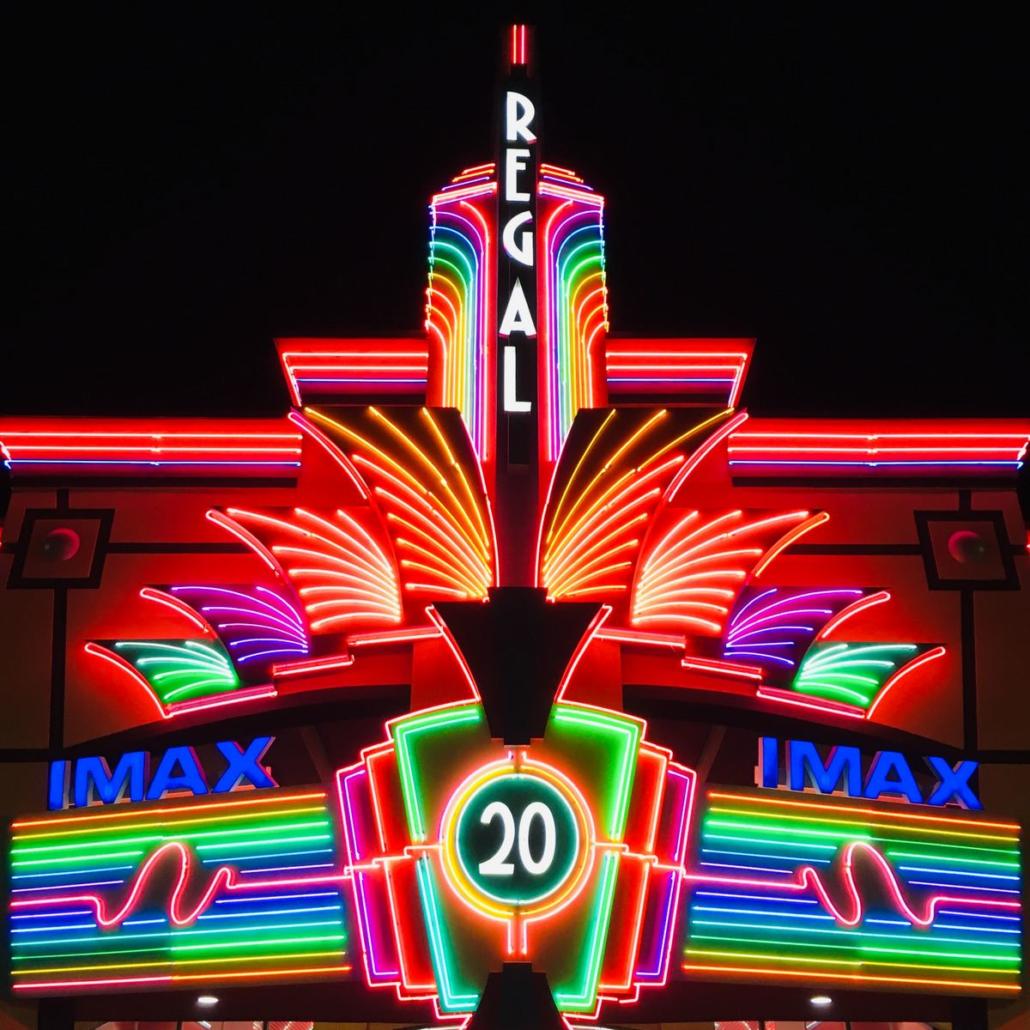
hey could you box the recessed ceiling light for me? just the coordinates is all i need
[810,994,833,1007]
[196,995,219,1007]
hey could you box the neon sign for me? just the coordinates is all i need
[684,787,1022,994]
[8,787,348,993]
[498,84,537,415]
[47,737,277,810]
[757,737,981,809]
[2,17,1026,1023]
[448,766,582,907]
[336,699,696,1017]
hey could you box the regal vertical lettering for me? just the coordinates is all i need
[494,26,539,583]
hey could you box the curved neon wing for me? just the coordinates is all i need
[631,510,817,636]
[214,507,402,634]
[306,406,496,601]
[540,408,735,601]
[792,642,935,710]
[723,587,870,681]
[165,585,310,671]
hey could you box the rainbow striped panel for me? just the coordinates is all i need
[426,169,497,460]
[539,169,608,461]
[8,789,349,993]
[683,789,1022,995]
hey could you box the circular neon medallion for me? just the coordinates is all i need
[440,758,594,920]
[455,773,578,905]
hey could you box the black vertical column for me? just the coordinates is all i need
[37,998,75,1030]
[494,24,539,586]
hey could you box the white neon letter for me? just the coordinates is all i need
[502,211,534,266]
[505,91,537,143]
[505,149,531,202]
[503,346,532,413]
[498,278,536,337]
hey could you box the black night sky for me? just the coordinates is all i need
[2,8,1026,421]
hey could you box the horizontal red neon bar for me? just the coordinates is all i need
[537,181,605,206]
[453,163,495,181]
[431,180,498,206]
[276,338,431,406]
[540,163,585,184]
[604,338,754,406]
[0,418,301,477]
[729,419,1030,476]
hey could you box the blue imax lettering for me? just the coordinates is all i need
[47,736,277,810]
[757,737,980,810]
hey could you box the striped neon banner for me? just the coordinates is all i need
[684,789,1022,994]
[8,788,349,992]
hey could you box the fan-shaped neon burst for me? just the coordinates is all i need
[107,640,239,705]
[539,409,736,601]
[723,587,873,680]
[163,586,310,670]
[210,508,402,633]
[631,510,820,636]
[791,642,933,709]
[306,406,497,601]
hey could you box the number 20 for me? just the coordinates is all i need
[478,801,556,877]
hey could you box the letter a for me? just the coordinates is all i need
[147,747,208,801]
[498,279,537,337]
[863,751,922,804]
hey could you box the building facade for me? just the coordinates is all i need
[2,25,1028,1030]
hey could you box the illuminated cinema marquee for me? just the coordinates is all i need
[337,698,696,1017]
[2,17,1028,1028]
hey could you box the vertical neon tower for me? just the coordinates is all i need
[494,23,541,585]
[425,25,609,585]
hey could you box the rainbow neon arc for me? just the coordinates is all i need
[425,161,608,465]
[336,699,695,1018]
[538,164,609,461]
[683,789,1023,994]
[426,167,498,461]
[8,789,349,993]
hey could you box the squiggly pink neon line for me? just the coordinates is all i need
[687,840,1020,929]
[9,841,345,929]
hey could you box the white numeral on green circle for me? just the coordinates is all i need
[479,800,557,877]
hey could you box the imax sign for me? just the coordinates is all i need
[47,736,276,810]
[757,737,981,810]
